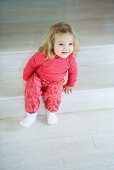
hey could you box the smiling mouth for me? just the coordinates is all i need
[62,52,69,54]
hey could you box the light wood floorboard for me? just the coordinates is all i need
[1,109,114,170]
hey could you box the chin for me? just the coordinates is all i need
[61,53,70,57]
[61,55,69,58]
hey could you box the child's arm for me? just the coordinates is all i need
[63,56,78,94]
[23,52,44,81]
[66,56,78,87]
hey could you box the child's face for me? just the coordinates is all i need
[53,33,74,58]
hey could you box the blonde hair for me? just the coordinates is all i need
[38,22,80,59]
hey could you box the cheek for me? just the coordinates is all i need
[70,46,74,51]
[54,46,57,53]
[54,45,61,52]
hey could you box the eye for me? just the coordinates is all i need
[59,43,63,46]
[69,43,73,45]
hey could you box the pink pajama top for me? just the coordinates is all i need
[23,52,78,87]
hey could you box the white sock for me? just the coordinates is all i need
[46,111,58,125]
[20,112,37,127]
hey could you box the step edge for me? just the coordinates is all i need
[0,87,114,101]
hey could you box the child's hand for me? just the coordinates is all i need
[63,85,73,94]
[24,81,27,87]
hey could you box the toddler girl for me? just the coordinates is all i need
[20,22,79,127]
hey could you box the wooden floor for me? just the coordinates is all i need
[1,109,114,170]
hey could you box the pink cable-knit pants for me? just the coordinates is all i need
[24,73,64,113]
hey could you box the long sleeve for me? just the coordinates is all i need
[66,56,78,87]
[23,52,45,81]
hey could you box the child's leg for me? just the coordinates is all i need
[43,80,63,125]
[20,73,42,127]
[43,80,63,112]
[25,73,42,113]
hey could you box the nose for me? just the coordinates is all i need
[63,45,69,51]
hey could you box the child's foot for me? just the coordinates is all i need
[46,112,58,125]
[20,112,37,127]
